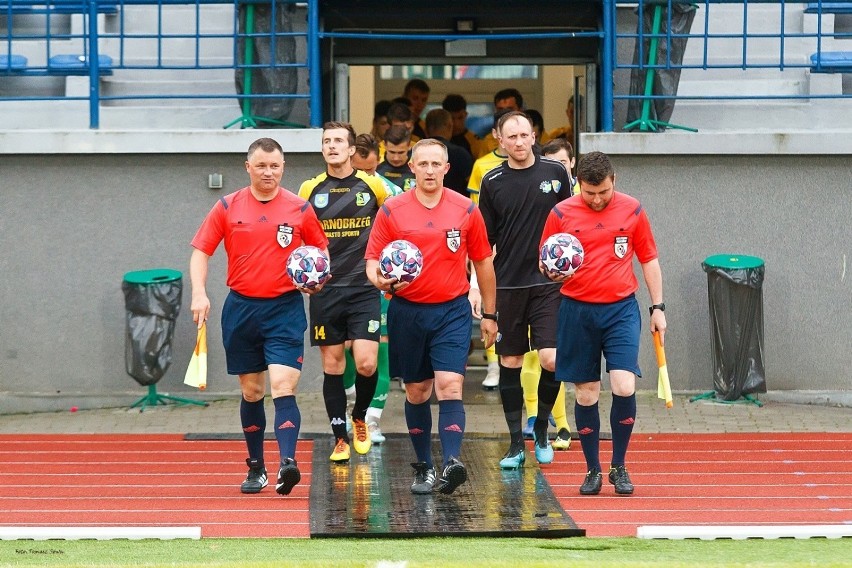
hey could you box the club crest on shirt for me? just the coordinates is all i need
[314,194,328,208]
[277,225,293,248]
[614,236,628,259]
[356,192,371,207]
[446,229,461,253]
[540,180,562,194]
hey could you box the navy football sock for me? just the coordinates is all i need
[272,395,300,461]
[240,397,266,462]
[574,401,601,471]
[610,393,637,467]
[437,399,465,466]
[405,399,433,467]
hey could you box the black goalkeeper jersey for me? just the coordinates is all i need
[479,155,572,288]
[298,170,390,287]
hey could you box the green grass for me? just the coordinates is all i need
[2,537,851,568]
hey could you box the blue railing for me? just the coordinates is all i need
[1,0,318,127]
[605,0,852,131]
[2,0,850,131]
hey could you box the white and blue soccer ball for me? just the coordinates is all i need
[286,246,331,289]
[379,240,423,283]
[540,233,584,277]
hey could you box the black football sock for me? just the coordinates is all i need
[323,372,348,441]
[498,364,524,446]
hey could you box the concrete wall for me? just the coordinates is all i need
[0,132,327,413]
[585,133,852,396]
[0,130,850,414]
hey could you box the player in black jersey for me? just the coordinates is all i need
[478,111,572,469]
[299,122,392,463]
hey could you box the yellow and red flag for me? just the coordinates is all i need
[183,323,207,391]
[653,331,672,408]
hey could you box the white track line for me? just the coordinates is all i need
[0,526,201,540]
[637,524,852,540]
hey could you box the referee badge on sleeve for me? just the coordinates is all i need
[446,229,461,253]
[277,225,294,248]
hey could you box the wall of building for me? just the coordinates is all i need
[0,130,850,414]
[0,134,326,414]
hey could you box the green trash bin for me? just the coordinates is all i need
[696,254,766,405]
[121,268,205,410]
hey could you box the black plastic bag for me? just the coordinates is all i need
[626,2,697,130]
[122,271,182,386]
[702,257,767,401]
[235,1,298,124]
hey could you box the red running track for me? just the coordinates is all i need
[0,434,312,538]
[538,432,852,537]
[1,433,849,538]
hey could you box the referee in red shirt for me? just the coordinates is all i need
[541,151,667,496]
[190,138,329,497]
[365,139,498,496]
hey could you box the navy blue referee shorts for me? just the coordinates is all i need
[556,294,642,383]
[221,290,306,375]
[387,294,472,383]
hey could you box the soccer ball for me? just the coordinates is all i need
[540,233,584,277]
[379,240,423,283]
[286,246,331,289]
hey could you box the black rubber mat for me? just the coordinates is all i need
[309,434,584,538]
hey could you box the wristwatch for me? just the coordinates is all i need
[481,312,499,322]
[649,303,666,316]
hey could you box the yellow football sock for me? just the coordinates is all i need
[485,344,498,363]
[553,382,570,431]
[521,350,540,418]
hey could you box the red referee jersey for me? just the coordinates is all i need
[540,192,658,303]
[192,187,328,298]
[366,189,492,303]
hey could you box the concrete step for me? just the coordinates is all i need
[668,97,852,131]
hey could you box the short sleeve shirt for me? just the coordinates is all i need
[298,170,391,287]
[191,187,328,298]
[365,189,492,304]
[479,155,572,288]
[540,191,658,303]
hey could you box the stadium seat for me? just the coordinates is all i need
[0,54,28,73]
[48,54,114,75]
[2,3,118,15]
[810,51,852,72]
[805,3,852,14]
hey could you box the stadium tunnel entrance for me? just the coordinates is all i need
[316,0,602,151]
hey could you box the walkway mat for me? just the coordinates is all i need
[309,434,584,538]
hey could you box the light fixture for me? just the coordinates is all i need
[455,18,476,33]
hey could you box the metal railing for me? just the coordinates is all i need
[604,0,852,131]
[2,0,850,131]
[1,0,318,127]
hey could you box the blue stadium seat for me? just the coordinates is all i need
[0,54,29,72]
[810,51,852,72]
[2,3,118,15]
[805,2,852,14]
[48,53,114,75]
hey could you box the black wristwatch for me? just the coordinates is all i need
[481,312,499,322]
[649,303,666,316]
